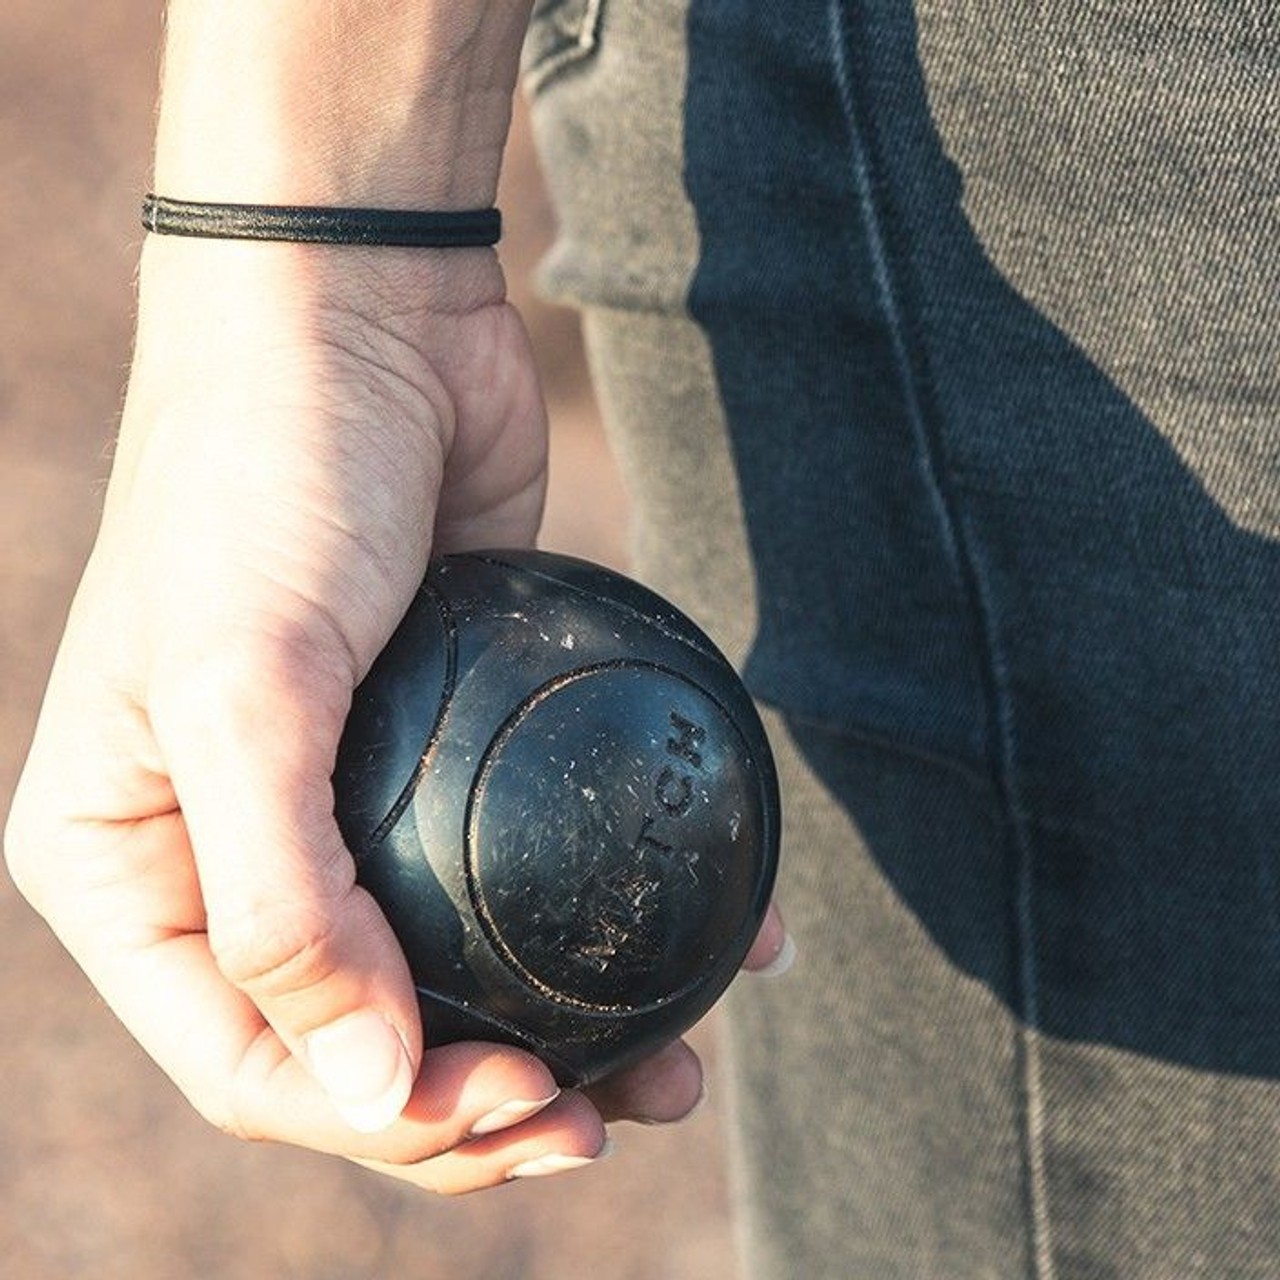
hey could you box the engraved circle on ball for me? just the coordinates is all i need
[465,663,764,1012]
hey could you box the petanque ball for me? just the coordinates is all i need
[333,550,780,1086]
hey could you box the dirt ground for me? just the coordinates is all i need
[0,6,737,1278]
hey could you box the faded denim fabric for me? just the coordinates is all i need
[525,2,1280,1277]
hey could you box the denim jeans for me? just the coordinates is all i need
[524,2,1280,1276]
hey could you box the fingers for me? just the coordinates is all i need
[9,583,786,1199]
[354,1088,610,1194]
[147,631,424,1133]
[741,899,797,976]
[585,1038,705,1126]
[226,1029,607,1194]
[32,809,588,1185]
[574,901,796,1131]
[230,1034,570,1162]
[115,946,607,1196]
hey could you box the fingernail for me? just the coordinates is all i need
[756,933,797,978]
[305,1010,414,1134]
[510,1138,613,1180]
[470,1091,561,1137]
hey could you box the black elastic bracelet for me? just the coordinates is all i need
[141,194,501,248]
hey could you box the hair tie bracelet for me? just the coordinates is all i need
[141,194,501,248]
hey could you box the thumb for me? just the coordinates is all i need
[150,629,422,1135]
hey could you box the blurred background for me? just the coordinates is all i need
[0,4,737,1277]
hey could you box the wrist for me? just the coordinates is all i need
[153,2,532,208]
[116,235,505,492]
[133,231,508,346]
[128,233,506,414]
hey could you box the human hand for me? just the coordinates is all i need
[4,238,788,1192]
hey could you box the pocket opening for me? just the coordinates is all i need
[522,0,607,93]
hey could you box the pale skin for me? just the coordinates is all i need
[4,0,789,1192]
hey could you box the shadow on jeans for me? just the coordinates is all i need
[684,0,1280,1077]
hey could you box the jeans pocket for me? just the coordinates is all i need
[522,0,607,94]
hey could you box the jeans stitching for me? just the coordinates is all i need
[825,2,1054,1275]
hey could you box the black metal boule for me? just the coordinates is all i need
[333,550,780,1086]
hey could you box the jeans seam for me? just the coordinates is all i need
[824,3,1053,1276]
[963,526,1057,1280]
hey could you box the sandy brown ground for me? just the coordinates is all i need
[0,6,737,1278]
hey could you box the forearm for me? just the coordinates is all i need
[116,1,536,524]
[155,0,534,207]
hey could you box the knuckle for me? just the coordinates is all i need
[3,798,50,908]
[3,811,31,891]
[209,902,344,1000]
[198,1027,292,1146]
[190,1087,258,1145]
